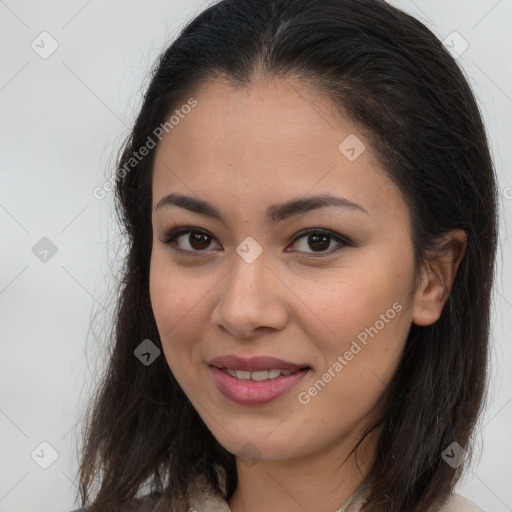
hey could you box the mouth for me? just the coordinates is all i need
[208,354,311,405]
[208,354,311,374]
[216,366,309,381]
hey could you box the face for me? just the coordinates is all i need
[149,77,419,463]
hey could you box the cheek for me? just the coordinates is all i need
[324,268,407,337]
[149,256,178,334]
[298,279,410,438]
[148,249,218,386]
[149,248,206,331]
[315,257,413,385]
[149,253,195,360]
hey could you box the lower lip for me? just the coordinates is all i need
[209,366,310,405]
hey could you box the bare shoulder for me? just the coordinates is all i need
[437,493,487,512]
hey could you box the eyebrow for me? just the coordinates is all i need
[156,192,369,225]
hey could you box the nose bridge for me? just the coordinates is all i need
[224,248,271,309]
[212,247,288,336]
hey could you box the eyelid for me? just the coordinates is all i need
[290,227,351,246]
[287,228,351,257]
[160,226,221,256]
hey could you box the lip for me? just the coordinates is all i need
[208,354,309,372]
[209,366,310,405]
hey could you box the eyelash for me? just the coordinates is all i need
[159,225,352,258]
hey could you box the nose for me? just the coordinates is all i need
[211,251,289,339]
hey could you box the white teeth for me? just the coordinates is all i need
[251,370,269,381]
[223,368,299,381]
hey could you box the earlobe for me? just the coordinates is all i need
[411,229,467,327]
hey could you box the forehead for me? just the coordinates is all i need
[151,77,404,223]
[154,76,365,168]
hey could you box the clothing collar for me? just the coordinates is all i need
[187,473,373,512]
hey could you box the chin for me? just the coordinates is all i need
[209,426,305,462]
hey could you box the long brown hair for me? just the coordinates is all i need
[76,1,499,510]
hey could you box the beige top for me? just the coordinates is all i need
[70,476,487,512]
[188,478,487,512]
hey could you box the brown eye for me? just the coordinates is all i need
[306,233,330,251]
[290,229,350,255]
[186,232,212,250]
[162,227,221,253]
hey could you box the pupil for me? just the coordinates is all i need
[190,233,210,250]
[309,234,329,251]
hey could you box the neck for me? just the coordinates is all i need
[227,426,379,512]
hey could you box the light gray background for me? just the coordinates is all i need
[1,1,511,511]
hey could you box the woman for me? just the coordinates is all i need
[73,0,498,510]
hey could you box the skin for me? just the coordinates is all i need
[149,76,467,512]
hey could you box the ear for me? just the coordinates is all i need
[412,229,467,327]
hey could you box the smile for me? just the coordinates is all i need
[220,368,296,381]
[209,365,310,405]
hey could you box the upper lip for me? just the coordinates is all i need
[208,354,309,372]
